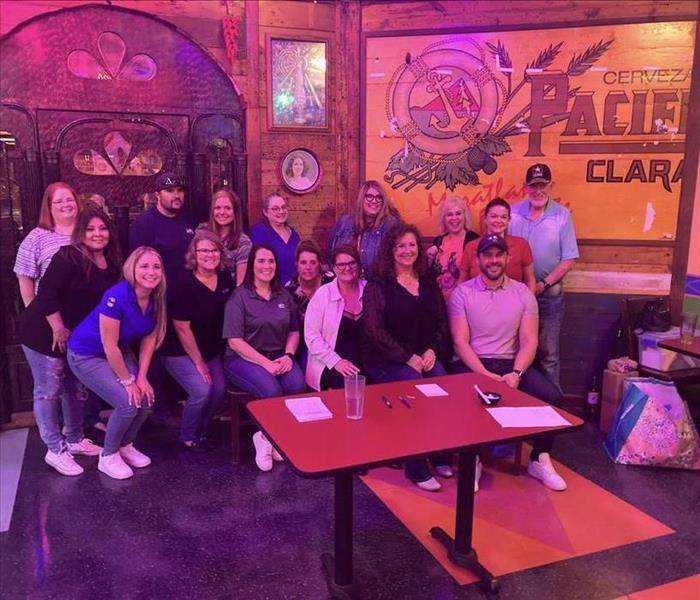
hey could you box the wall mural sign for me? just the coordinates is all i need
[365,21,695,239]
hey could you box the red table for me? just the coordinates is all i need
[248,373,582,598]
[658,336,700,359]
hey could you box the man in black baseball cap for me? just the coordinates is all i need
[509,162,579,393]
[129,171,194,284]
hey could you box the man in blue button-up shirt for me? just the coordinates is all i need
[508,164,579,392]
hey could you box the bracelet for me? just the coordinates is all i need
[284,352,295,360]
[512,369,524,379]
[541,280,553,290]
[117,374,136,387]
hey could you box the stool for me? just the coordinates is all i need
[227,385,253,464]
[513,442,524,475]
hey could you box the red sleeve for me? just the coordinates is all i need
[460,240,478,281]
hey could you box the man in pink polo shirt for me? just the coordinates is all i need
[447,234,567,491]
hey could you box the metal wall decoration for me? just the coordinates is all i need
[267,37,328,130]
[280,147,321,194]
[67,31,157,81]
[0,4,247,416]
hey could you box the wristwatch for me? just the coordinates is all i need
[512,368,524,379]
[284,352,295,359]
[541,280,552,290]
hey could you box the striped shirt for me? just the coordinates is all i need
[13,227,72,292]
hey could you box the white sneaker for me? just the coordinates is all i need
[253,431,273,472]
[415,477,441,492]
[45,450,83,476]
[98,452,133,479]
[474,456,482,493]
[119,444,151,468]
[271,445,284,462]
[527,452,567,491]
[434,465,454,478]
[67,438,102,457]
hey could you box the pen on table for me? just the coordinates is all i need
[474,384,492,405]
[381,395,393,408]
[399,395,412,408]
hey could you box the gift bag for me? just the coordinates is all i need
[604,378,700,470]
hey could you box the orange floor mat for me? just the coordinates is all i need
[360,457,674,585]
[617,574,700,599]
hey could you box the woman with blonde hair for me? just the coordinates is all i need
[160,230,234,450]
[326,180,401,278]
[198,188,251,285]
[14,182,80,306]
[426,195,479,299]
[68,246,167,479]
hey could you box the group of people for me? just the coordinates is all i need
[15,162,579,491]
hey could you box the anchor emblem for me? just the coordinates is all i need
[426,71,477,133]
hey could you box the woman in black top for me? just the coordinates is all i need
[18,205,121,476]
[160,230,234,450]
[363,222,452,492]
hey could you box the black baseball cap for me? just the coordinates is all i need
[526,163,552,184]
[477,234,509,255]
[154,171,186,192]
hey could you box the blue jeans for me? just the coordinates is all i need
[365,360,450,483]
[537,291,565,393]
[448,358,561,458]
[224,354,306,399]
[22,345,86,454]
[161,354,226,442]
[67,350,151,456]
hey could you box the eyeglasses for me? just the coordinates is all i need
[334,260,358,270]
[364,193,384,205]
[196,248,221,254]
[268,205,289,213]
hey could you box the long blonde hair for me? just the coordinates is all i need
[122,246,167,349]
[437,196,473,234]
[208,188,243,249]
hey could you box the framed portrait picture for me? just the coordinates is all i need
[280,148,322,194]
[267,35,329,130]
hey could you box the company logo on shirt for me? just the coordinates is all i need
[186,228,194,235]
[277,303,286,309]
[106,296,117,308]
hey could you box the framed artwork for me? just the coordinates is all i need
[280,148,322,194]
[267,35,328,130]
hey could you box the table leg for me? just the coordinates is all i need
[321,472,357,599]
[430,451,500,593]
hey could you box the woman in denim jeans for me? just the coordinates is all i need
[68,247,167,480]
[326,180,401,278]
[160,231,234,451]
[19,205,121,476]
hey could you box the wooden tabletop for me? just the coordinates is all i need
[248,373,583,478]
[657,336,700,359]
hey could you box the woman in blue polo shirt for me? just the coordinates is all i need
[68,246,167,480]
[223,244,305,472]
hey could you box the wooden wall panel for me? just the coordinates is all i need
[362,0,699,31]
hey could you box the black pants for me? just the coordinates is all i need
[448,358,562,460]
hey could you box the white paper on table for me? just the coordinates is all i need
[415,383,448,397]
[485,406,571,428]
[285,396,333,423]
